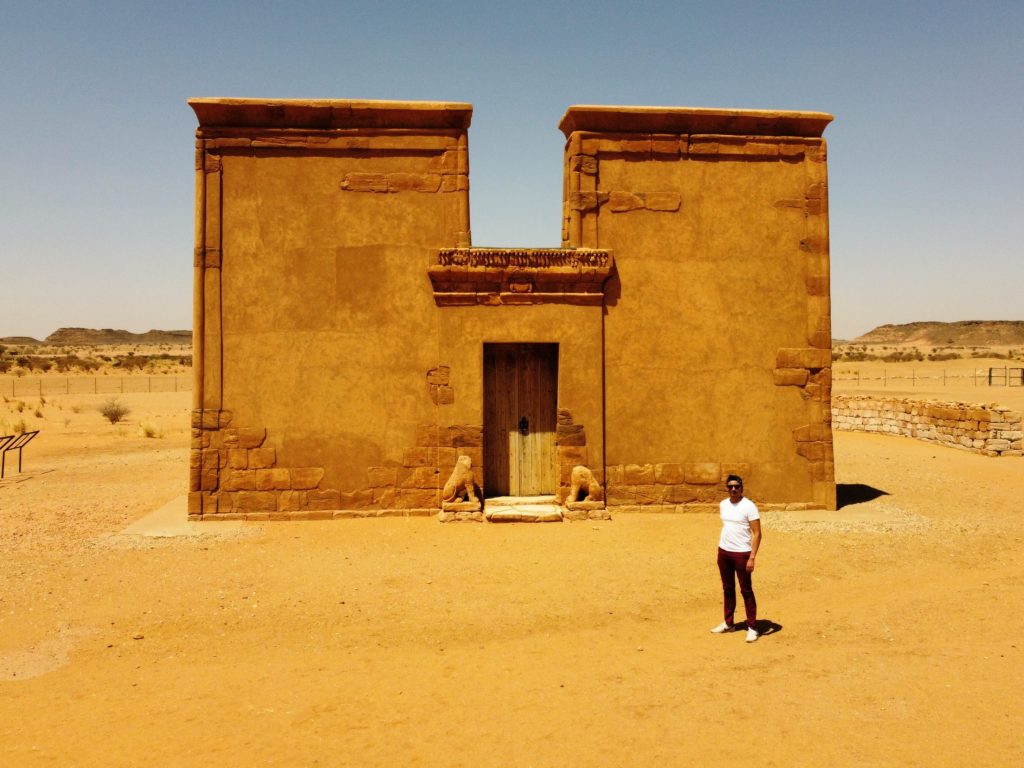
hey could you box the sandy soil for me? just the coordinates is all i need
[1,386,1022,767]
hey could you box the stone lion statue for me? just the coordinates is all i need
[442,454,478,504]
[566,464,604,505]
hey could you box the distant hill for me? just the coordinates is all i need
[854,321,1024,346]
[0,336,42,345]
[43,328,192,346]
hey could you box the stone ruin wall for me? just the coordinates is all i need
[188,99,838,520]
[832,395,1023,457]
[560,108,836,510]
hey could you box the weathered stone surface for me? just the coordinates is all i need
[448,425,482,447]
[644,192,681,211]
[222,470,256,492]
[401,466,441,489]
[403,447,439,467]
[339,489,375,508]
[776,347,831,370]
[624,463,655,484]
[230,427,266,449]
[654,463,684,484]
[278,490,307,511]
[235,491,277,512]
[248,447,276,469]
[290,466,324,490]
[200,468,219,492]
[608,191,643,212]
[556,424,586,446]
[430,385,455,405]
[684,463,721,485]
[558,446,588,467]
[395,489,440,509]
[307,489,342,510]
[663,484,699,504]
[367,466,399,487]
[388,173,441,193]
[227,449,248,470]
[774,368,810,387]
[340,173,388,192]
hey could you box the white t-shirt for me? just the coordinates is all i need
[718,496,760,552]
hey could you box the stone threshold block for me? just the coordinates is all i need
[563,500,611,521]
[484,495,564,523]
[439,500,484,523]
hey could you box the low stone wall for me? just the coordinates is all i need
[832,395,1022,457]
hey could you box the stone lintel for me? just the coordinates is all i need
[189,98,473,132]
[559,105,832,139]
[430,248,614,306]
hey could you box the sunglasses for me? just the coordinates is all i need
[727,484,742,490]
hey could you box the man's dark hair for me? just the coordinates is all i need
[726,474,743,485]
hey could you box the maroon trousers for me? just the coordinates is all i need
[717,547,757,630]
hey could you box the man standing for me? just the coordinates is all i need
[711,474,762,642]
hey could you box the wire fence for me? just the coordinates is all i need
[834,367,1023,387]
[0,374,192,398]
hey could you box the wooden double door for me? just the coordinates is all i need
[483,343,558,497]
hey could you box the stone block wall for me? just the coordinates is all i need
[559,106,837,509]
[189,410,485,520]
[832,395,1023,457]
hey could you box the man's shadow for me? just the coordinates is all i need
[836,483,888,509]
[751,619,783,637]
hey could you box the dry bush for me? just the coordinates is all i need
[99,397,130,424]
[12,418,26,434]
[138,422,163,439]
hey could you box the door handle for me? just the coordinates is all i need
[518,416,529,436]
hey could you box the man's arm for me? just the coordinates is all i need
[746,518,762,572]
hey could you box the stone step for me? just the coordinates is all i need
[484,495,563,523]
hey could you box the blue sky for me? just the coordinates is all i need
[1,0,1021,340]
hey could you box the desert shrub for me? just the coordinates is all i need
[881,349,924,362]
[114,355,147,371]
[138,422,163,438]
[99,397,130,424]
[71,405,82,414]
[14,401,25,413]
[33,408,42,418]
[928,352,961,361]
[0,359,10,373]
[12,418,26,434]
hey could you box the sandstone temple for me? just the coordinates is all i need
[188,98,836,521]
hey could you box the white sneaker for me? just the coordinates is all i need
[745,628,759,643]
[710,622,733,634]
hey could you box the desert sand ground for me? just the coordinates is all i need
[1,377,1022,767]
